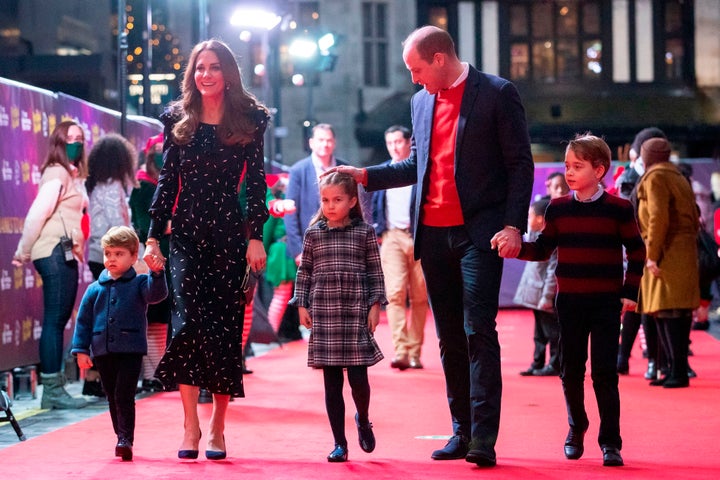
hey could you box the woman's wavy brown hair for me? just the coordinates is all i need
[41,120,88,178]
[170,38,269,146]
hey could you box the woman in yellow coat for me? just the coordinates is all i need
[635,138,699,388]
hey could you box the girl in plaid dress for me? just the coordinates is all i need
[290,172,386,463]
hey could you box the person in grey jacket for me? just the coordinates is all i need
[71,226,168,461]
[513,198,560,376]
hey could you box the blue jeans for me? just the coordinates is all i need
[33,243,79,374]
[418,225,503,458]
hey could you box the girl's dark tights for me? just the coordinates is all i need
[322,366,370,447]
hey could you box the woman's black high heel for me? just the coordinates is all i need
[205,435,227,460]
[178,430,201,459]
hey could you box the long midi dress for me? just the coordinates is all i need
[290,218,386,367]
[149,110,269,396]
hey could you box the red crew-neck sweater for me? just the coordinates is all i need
[423,80,466,227]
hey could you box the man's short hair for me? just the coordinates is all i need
[384,125,411,139]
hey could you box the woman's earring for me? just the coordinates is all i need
[225,83,231,91]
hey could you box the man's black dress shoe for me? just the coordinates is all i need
[663,376,689,388]
[327,444,348,462]
[649,376,667,386]
[519,367,536,376]
[564,428,586,460]
[431,434,469,460]
[355,413,375,453]
[465,449,496,467]
[602,446,624,466]
[115,438,133,461]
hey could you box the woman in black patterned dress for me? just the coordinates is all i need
[290,172,386,463]
[143,39,269,460]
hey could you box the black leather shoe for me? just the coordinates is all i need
[355,413,375,453]
[178,449,199,459]
[431,434,469,460]
[390,354,410,370]
[602,446,624,466]
[663,376,689,388]
[465,449,496,467]
[649,376,667,386]
[533,365,560,376]
[519,367,536,376]
[115,438,133,461]
[327,444,348,462]
[564,428,586,460]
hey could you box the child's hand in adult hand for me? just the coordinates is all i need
[298,307,313,329]
[367,303,380,333]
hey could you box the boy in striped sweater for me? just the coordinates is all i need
[492,134,645,468]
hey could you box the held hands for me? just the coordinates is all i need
[490,226,522,258]
[143,241,166,273]
[298,307,312,329]
[76,353,93,369]
[367,303,380,333]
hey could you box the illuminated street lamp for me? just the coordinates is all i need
[289,32,338,149]
[230,7,285,166]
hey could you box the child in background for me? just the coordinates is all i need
[71,226,168,461]
[290,172,386,463]
[493,134,645,468]
[514,198,560,377]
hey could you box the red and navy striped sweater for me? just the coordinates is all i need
[518,191,646,301]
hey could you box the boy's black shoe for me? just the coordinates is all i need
[115,438,133,461]
[564,428,586,459]
[602,446,624,466]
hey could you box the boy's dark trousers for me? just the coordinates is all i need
[556,294,622,450]
[93,353,143,444]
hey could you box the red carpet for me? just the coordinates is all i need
[2,309,718,479]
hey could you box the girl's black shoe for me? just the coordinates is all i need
[327,444,348,462]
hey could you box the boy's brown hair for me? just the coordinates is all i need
[566,133,611,179]
[101,226,140,256]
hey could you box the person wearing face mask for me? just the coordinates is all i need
[130,133,172,392]
[12,120,89,410]
[614,127,667,380]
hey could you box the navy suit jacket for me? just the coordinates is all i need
[365,66,534,259]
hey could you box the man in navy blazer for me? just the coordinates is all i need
[329,26,534,467]
[284,124,372,262]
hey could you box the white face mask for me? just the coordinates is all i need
[634,157,645,176]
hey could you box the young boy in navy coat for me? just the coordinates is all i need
[71,226,168,461]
